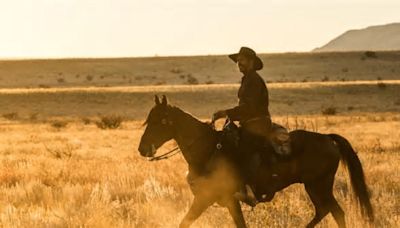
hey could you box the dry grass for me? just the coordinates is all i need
[0,111,399,227]
[0,80,398,121]
[1,51,400,88]
[0,54,399,227]
[95,115,124,129]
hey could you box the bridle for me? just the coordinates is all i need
[148,146,181,161]
[148,112,218,162]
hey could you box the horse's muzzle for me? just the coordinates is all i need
[138,143,157,157]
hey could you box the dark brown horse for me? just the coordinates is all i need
[138,95,374,228]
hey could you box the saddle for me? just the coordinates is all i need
[221,119,292,158]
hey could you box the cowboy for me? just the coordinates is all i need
[212,47,275,206]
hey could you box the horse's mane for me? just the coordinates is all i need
[142,105,213,130]
[169,105,213,130]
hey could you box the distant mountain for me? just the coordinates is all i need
[313,23,400,52]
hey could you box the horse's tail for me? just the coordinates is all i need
[328,134,374,222]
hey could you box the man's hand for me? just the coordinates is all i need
[212,110,227,123]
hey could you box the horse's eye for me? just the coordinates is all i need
[161,119,167,125]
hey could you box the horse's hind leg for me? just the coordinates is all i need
[226,198,247,228]
[330,198,345,228]
[305,172,346,228]
[179,195,213,228]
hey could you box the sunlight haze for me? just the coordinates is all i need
[0,0,399,58]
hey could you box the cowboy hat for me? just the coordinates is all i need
[228,47,263,71]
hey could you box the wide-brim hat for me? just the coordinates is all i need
[228,47,263,71]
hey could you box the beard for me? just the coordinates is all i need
[238,64,246,73]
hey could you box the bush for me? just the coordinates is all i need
[86,75,94,81]
[170,68,182,74]
[364,51,377,58]
[186,74,199,85]
[38,84,51,89]
[51,120,68,129]
[377,82,387,89]
[29,113,39,121]
[57,78,65,83]
[81,117,91,125]
[155,81,166,85]
[322,107,337,115]
[96,115,123,129]
[322,76,329,82]
[2,112,18,120]
[205,80,214,84]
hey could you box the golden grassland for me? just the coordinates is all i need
[0,112,399,227]
[0,54,399,227]
[0,80,398,227]
[1,51,400,88]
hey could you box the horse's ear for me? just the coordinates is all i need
[154,95,160,105]
[161,95,168,105]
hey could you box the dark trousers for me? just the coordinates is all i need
[238,117,272,186]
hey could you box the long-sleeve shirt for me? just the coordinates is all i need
[226,71,270,123]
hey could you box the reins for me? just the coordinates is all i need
[148,146,181,161]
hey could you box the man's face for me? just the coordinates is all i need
[237,55,254,73]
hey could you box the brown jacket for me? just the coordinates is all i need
[226,71,270,124]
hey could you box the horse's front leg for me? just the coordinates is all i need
[226,197,247,228]
[179,194,214,228]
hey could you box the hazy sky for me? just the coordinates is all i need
[0,0,399,58]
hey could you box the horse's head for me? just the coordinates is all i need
[138,95,175,157]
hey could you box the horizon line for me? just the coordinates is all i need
[2,49,400,61]
[0,49,315,61]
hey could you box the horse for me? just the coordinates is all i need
[138,95,374,228]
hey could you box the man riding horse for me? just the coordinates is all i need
[212,47,281,206]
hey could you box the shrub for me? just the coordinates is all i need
[86,75,94,81]
[322,107,337,115]
[96,115,123,129]
[51,120,68,129]
[2,112,18,120]
[57,78,65,83]
[205,80,214,84]
[186,74,199,85]
[377,82,387,89]
[38,84,50,89]
[81,117,91,125]
[364,51,377,58]
[322,76,329,82]
[29,113,39,121]
[155,81,166,85]
[170,68,182,74]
